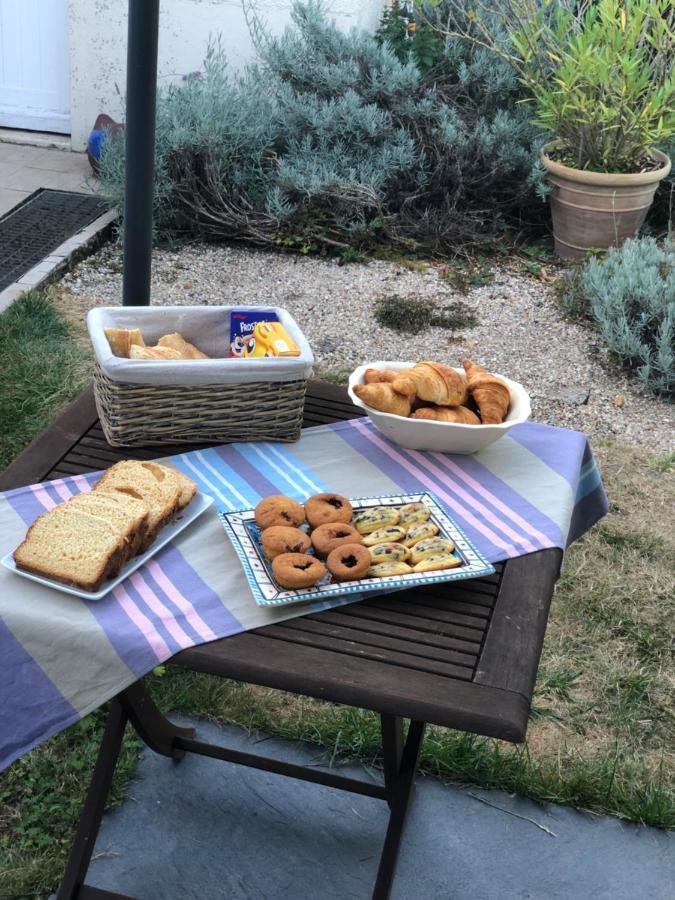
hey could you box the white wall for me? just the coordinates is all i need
[68,0,385,149]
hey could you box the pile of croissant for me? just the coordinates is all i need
[353,359,510,425]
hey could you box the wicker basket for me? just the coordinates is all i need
[89,305,313,447]
[94,367,308,447]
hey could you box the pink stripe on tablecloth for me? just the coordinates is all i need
[352,419,520,556]
[29,484,57,510]
[128,571,195,649]
[144,559,218,643]
[112,583,170,660]
[51,480,73,503]
[34,478,193,655]
[405,448,538,554]
[71,474,93,492]
[431,453,553,547]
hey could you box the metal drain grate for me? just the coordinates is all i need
[0,188,110,292]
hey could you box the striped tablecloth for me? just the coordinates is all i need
[0,418,608,771]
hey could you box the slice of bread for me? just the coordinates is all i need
[93,460,182,550]
[13,507,127,592]
[66,490,150,559]
[141,462,196,509]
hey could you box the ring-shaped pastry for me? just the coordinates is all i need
[311,522,362,558]
[255,495,305,530]
[261,526,311,560]
[327,543,371,581]
[305,493,352,529]
[272,553,326,589]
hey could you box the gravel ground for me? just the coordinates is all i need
[59,242,674,455]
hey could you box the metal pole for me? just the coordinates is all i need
[122,0,160,305]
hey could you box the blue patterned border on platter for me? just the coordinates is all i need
[220,492,495,608]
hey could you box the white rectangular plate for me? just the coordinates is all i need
[2,491,215,601]
[221,492,495,607]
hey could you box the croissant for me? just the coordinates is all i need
[392,361,468,407]
[364,367,398,384]
[353,383,413,417]
[411,406,481,425]
[463,359,510,424]
[157,332,209,359]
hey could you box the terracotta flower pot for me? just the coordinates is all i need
[540,142,671,260]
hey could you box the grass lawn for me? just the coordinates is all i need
[0,291,92,470]
[0,292,673,899]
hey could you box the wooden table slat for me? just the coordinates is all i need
[365,598,488,634]
[334,602,485,645]
[304,610,483,656]
[239,624,475,681]
[278,616,477,670]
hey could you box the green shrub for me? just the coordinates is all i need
[101,0,545,252]
[565,239,674,397]
[428,0,675,174]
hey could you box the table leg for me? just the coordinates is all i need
[56,700,129,900]
[381,714,404,809]
[118,681,195,760]
[373,720,426,900]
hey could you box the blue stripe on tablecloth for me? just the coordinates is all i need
[568,482,610,546]
[215,445,281,502]
[4,483,52,525]
[233,442,325,499]
[507,422,587,487]
[0,617,79,771]
[143,544,242,637]
[85,587,171,677]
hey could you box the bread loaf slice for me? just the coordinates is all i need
[141,462,196,509]
[13,507,127,592]
[93,460,182,550]
[66,490,150,559]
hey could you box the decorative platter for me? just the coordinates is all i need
[220,492,495,607]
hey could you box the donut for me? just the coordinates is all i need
[311,522,363,558]
[305,493,353,529]
[255,495,305,530]
[326,543,371,581]
[272,553,326,589]
[261,525,311,560]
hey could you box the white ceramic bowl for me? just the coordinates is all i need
[347,361,531,454]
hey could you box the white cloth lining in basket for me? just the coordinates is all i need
[87,305,314,385]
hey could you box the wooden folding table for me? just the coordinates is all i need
[0,381,561,900]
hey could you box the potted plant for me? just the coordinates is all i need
[419,0,674,258]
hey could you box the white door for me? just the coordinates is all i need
[0,0,70,133]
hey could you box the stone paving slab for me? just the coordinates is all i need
[0,144,94,217]
[75,716,674,900]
